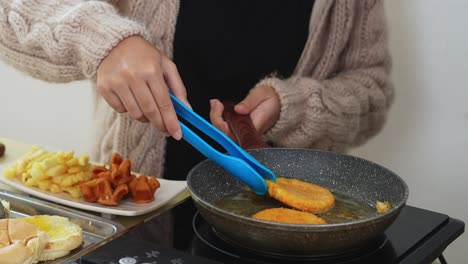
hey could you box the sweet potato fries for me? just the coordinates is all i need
[79,153,160,206]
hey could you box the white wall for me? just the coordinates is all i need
[352,0,468,261]
[0,71,93,154]
[0,0,466,261]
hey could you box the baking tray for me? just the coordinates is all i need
[0,189,125,263]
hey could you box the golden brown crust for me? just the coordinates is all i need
[252,208,326,225]
[266,177,335,213]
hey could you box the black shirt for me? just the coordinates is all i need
[165,0,314,182]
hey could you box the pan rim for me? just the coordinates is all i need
[187,148,409,231]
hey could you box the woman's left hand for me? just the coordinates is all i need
[210,85,281,140]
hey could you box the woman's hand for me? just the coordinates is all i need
[96,36,189,140]
[210,85,281,140]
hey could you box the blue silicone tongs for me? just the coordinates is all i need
[169,94,276,195]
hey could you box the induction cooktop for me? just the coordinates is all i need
[78,201,464,264]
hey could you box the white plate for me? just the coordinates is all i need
[0,143,187,216]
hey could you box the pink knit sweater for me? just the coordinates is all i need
[0,0,393,178]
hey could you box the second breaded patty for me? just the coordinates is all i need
[252,207,326,224]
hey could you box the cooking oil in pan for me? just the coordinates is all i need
[215,190,376,224]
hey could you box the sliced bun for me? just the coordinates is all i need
[0,215,83,262]
[39,249,72,261]
[0,219,9,248]
[0,242,36,264]
[20,215,83,261]
[0,219,48,264]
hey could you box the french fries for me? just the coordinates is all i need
[2,145,93,198]
[3,147,160,206]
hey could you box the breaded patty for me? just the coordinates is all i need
[252,208,326,224]
[266,177,334,213]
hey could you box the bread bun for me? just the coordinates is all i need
[20,215,83,261]
[0,219,48,264]
[38,250,72,262]
[0,214,83,263]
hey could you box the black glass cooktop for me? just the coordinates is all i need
[78,200,464,264]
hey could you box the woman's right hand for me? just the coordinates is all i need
[96,36,189,140]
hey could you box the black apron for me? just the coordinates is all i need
[168,0,314,249]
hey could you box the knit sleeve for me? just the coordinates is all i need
[257,0,393,152]
[0,0,148,82]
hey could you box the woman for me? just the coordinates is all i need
[0,0,393,248]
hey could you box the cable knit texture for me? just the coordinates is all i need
[0,0,393,177]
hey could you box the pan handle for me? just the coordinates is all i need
[222,101,270,150]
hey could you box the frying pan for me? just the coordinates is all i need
[186,105,409,256]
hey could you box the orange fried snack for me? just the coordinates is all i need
[79,152,160,206]
[128,174,138,197]
[112,184,129,204]
[92,165,108,175]
[97,178,118,206]
[132,176,154,203]
[266,177,335,213]
[252,208,326,225]
[110,159,133,187]
[147,176,160,192]
[79,180,98,202]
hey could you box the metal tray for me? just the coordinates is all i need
[0,190,125,263]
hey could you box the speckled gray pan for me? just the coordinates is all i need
[187,148,409,256]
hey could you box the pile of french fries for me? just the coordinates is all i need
[2,146,160,206]
[3,145,93,198]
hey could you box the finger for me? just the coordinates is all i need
[250,97,281,134]
[131,79,166,130]
[162,59,192,109]
[97,81,127,113]
[210,99,235,141]
[250,108,270,133]
[116,85,148,123]
[148,75,182,140]
[102,90,127,113]
[235,86,269,114]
